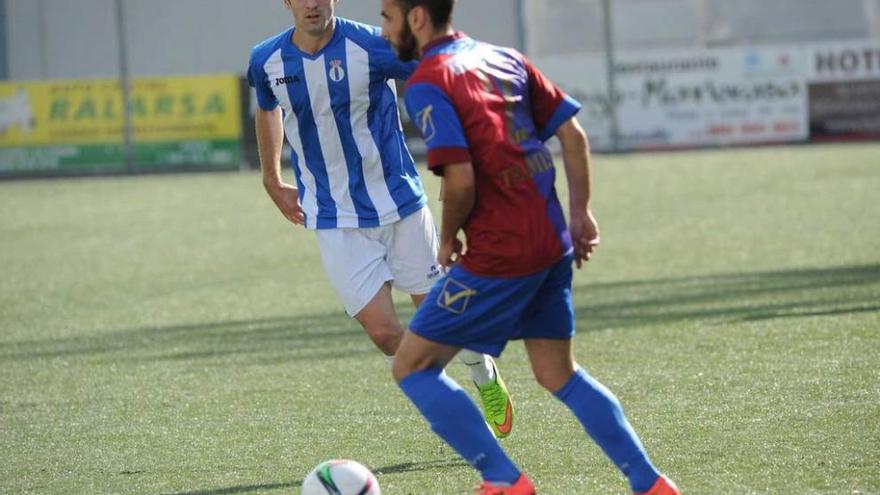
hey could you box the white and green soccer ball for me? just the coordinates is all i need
[301,459,380,495]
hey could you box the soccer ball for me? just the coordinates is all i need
[301,459,381,495]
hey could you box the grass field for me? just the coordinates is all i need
[1,143,879,495]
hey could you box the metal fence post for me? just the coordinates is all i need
[601,0,620,152]
[516,0,528,54]
[0,0,7,80]
[115,0,134,172]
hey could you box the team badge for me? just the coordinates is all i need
[328,59,346,82]
[415,105,436,142]
[437,277,477,314]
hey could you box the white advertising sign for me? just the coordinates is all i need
[537,45,810,150]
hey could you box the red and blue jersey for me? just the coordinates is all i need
[404,33,582,277]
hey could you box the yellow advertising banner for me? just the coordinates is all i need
[0,75,242,147]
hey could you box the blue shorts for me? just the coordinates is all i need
[409,254,575,357]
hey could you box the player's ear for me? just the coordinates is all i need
[407,5,427,32]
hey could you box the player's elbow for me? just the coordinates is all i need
[442,162,476,195]
[255,106,282,124]
[556,117,588,151]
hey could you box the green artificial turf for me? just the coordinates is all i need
[1,143,878,494]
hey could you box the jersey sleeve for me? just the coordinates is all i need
[247,52,279,111]
[404,82,471,175]
[373,38,418,80]
[525,58,581,142]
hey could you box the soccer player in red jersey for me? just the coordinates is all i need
[380,1,681,494]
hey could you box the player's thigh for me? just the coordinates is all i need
[518,254,576,341]
[409,264,545,357]
[315,228,393,317]
[387,207,442,295]
[519,255,577,391]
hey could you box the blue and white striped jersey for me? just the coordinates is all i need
[248,18,426,229]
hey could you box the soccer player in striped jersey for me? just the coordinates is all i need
[381,0,681,494]
[247,0,515,438]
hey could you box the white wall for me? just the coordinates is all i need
[7,0,44,79]
[8,0,120,79]
[5,0,877,81]
[4,0,520,81]
[525,0,876,56]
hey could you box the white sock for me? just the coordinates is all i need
[458,350,496,386]
[384,354,394,368]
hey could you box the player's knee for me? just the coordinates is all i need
[361,320,404,355]
[390,346,438,384]
[532,366,572,394]
[391,355,417,384]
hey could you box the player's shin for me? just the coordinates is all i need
[398,368,521,485]
[554,367,661,493]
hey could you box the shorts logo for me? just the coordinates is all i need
[427,264,442,280]
[437,277,477,314]
[328,59,346,82]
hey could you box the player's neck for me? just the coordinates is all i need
[292,17,337,54]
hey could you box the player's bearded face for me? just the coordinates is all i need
[395,15,419,62]
[381,1,418,62]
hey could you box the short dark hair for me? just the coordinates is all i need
[395,0,455,28]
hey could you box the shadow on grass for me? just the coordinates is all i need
[1,312,366,364]
[574,263,880,330]
[160,481,299,495]
[159,459,467,495]
[2,264,878,363]
[373,458,469,474]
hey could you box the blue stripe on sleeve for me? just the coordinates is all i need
[248,55,279,111]
[537,94,582,142]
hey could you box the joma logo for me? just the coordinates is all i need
[275,76,301,86]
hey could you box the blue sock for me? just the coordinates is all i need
[554,367,661,493]
[399,368,521,484]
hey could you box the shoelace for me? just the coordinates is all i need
[481,381,507,417]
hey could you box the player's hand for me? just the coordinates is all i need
[265,181,305,226]
[438,237,464,268]
[569,208,600,269]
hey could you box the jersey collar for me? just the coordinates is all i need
[288,17,343,60]
[422,31,469,58]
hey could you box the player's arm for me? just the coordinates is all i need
[403,80,474,266]
[523,55,598,267]
[372,29,418,80]
[437,162,475,267]
[557,117,599,269]
[256,107,304,225]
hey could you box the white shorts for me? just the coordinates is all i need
[315,206,443,317]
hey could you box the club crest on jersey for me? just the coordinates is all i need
[416,105,436,142]
[328,59,346,82]
[437,277,477,314]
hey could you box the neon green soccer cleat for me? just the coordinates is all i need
[475,359,515,438]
